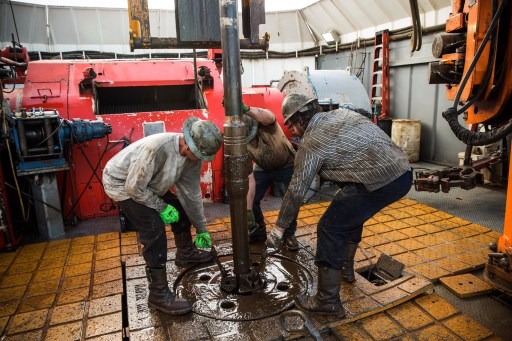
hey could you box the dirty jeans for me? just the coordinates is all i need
[253,164,297,237]
[117,192,190,268]
[315,170,412,269]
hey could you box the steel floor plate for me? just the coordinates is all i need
[0,166,509,340]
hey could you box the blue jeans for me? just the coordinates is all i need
[253,164,297,237]
[316,170,412,269]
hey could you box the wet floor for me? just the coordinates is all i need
[0,195,510,340]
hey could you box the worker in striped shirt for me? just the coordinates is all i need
[267,94,412,316]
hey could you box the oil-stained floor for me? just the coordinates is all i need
[0,197,508,340]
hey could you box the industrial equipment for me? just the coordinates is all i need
[426,0,512,294]
[127,0,269,51]
[8,108,112,176]
[277,68,371,113]
[0,0,283,253]
[3,107,112,239]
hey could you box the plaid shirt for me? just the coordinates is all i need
[276,109,411,229]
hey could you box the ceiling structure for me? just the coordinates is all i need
[0,0,451,54]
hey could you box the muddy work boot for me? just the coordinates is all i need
[146,267,192,315]
[248,224,267,243]
[340,242,359,283]
[174,229,214,267]
[296,267,345,316]
[283,235,300,251]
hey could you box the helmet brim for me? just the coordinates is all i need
[282,95,317,123]
[183,116,217,161]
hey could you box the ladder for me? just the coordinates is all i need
[370,30,390,120]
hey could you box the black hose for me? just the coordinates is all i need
[441,0,509,146]
[409,0,417,52]
[442,107,512,146]
[414,0,422,50]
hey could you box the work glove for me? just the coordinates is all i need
[159,204,179,224]
[242,102,250,114]
[265,227,284,254]
[247,209,257,229]
[222,98,250,114]
[195,231,212,248]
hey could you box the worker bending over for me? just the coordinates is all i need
[242,102,299,250]
[102,116,222,315]
[267,94,412,316]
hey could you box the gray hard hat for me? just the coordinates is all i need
[183,116,223,161]
[281,93,316,123]
[243,115,258,143]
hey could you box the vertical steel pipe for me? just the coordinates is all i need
[219,0,252,288]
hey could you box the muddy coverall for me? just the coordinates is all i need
[102,133,207,268]
[247,119,297,238]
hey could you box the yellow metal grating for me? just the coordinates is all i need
[0,198,504,340]
[0,231,137,339]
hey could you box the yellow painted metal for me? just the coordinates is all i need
[0,199,505,339]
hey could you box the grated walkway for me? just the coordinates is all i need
[0,193,509,340]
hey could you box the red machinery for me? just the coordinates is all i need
[1,56,284,225]
[0,0,277,248]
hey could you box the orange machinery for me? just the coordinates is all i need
[428,0,512,293]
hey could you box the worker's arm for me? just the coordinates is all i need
[266,148,322,253]
[174,160,208,232]
[124,148,167,212]
[244,105,276,126]
[276,147,323,230]
[246,171,256,209]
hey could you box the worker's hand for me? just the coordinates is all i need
[159,204,179,224]
[265,227,284,254]
[195,231,212,248]
[221,98,250,114]
[247,209,257,229]
[242,102,250,114]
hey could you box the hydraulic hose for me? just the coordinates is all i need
[442,0,509,146]
[442,107,512,146]
[453,0,505,111]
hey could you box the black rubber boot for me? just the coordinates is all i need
[284,235,299,251]
[248,224,267,243]
[146,267,192,315]
[296,267,345,316]
[174,229,214,267]
[340,242,359,283]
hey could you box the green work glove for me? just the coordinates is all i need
[247,209,257,229]
[195,232,212,248]
[159,204,179,224]
[242,102,250,114]
[221,98,250,114]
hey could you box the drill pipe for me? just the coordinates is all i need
[219,0,253,291]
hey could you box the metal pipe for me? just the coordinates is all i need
[130,37,269,51]
[219,0,252,291]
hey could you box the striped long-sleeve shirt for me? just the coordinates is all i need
[276,109,411,229]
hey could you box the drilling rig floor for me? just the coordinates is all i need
[0,163,509,340]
